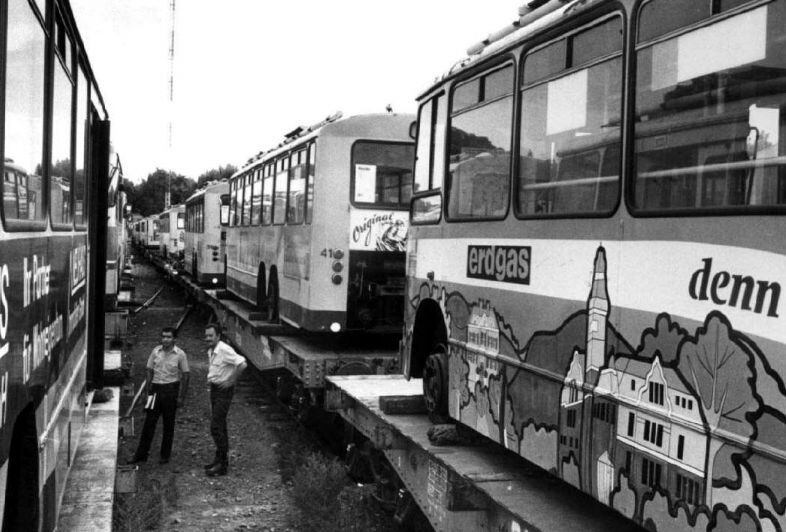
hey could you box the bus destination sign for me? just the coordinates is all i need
[466,245,530,285]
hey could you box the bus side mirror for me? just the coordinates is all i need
[409,121,417,140]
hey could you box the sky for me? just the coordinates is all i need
[69,0,523,183]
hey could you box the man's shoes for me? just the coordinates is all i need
[159,457,170,464]
[128,456,146,465]
[205,463,227,477]
[203,459,221,470]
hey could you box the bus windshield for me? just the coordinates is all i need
[351,141,414,208]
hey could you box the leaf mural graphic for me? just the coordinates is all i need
[638,313,687,364]
[677,312,761,504]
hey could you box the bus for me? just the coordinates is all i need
[158,204,185,261]
[184,180,230,285]
[141,215,160,253]
[0,0,114,528]
[226,112,414,331]
[402,0,786,530]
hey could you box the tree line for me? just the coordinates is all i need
[123,164,236,216]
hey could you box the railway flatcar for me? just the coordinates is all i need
[226,112,414,331]
[402,0,786,530]
[184,180,229,285]
[0,0,115,528]
[158,204,184,261]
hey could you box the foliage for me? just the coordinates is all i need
[196,164,236,187]
[290,452,349,531]
[124,169,196,216]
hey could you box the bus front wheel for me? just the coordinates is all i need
[423,350,449,424]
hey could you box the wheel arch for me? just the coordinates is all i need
[409,298,448,379]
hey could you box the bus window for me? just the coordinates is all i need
[3,0,46,225]
[351,141,414,208]
[288,149,306,224]
[305,143,316,223]
[517,17,622,217]
[50,11,74,226]
[262,163,273,225]
[633,0,786,212]
[414,94,446,194]
[240,172,250,225]
[177,212,185,230]
[74,66,88,226]
[447,64,514,220]
[230,178,239,226]
[273,157,288,224]
[251,169,262,224]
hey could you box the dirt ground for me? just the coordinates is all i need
[113,260,398,532]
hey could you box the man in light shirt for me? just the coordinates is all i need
[204,323,247,477]
[131,327,189,465]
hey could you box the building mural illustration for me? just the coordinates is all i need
[406,246,786,531]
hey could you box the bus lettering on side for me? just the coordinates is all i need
[466,245,530,285]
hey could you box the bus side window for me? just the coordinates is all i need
[287,149,306,224]
[447,65,514,220]
[517,16,623,217]
[3,0,46,227]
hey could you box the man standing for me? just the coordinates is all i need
[131,326,189,465]
[204,323,247,476]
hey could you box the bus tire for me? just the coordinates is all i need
[423,349,450,424]
[265,274,279,322]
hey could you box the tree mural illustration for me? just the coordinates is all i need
[676,313,761,504]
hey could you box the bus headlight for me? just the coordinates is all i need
[330,322,341,333]
[332,249,344,260]
[331,274,343,285]
[332,261,343,273]
[212,278,218,284]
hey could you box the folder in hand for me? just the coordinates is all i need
[144,393,157,411]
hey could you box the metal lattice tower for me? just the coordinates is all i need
[165,0,176,209]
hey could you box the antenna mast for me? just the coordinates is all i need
[165,0,176,209]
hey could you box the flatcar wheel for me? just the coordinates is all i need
[423,350,450,424]
[367,444,398,511]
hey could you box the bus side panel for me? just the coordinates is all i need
[405,224,786,529]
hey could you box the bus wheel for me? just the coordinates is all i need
[265,275,279,322]
[3,405,40,531]
[423,350,450,424]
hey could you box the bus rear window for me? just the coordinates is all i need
[351,141,414,209]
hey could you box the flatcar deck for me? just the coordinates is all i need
[326,375,642,532]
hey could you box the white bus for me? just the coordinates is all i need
[185,180,229,285]
[226,112,414,331]
[158,204,184,260]
[402,0,786,530]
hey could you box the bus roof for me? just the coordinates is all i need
[231,112,414,178]
[418,0,591,100]
[184,180,229,205]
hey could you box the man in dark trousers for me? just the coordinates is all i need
[131,326,189,465]
[204,323,247,476]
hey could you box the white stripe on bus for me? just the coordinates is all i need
[415,238,786,344]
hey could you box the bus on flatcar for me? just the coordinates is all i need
[226,112,414,331]
[185,180,229,285]
[403,0,786,530]
[158,204,184,261]
[0,0,114,528]
[141,215,160,252]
